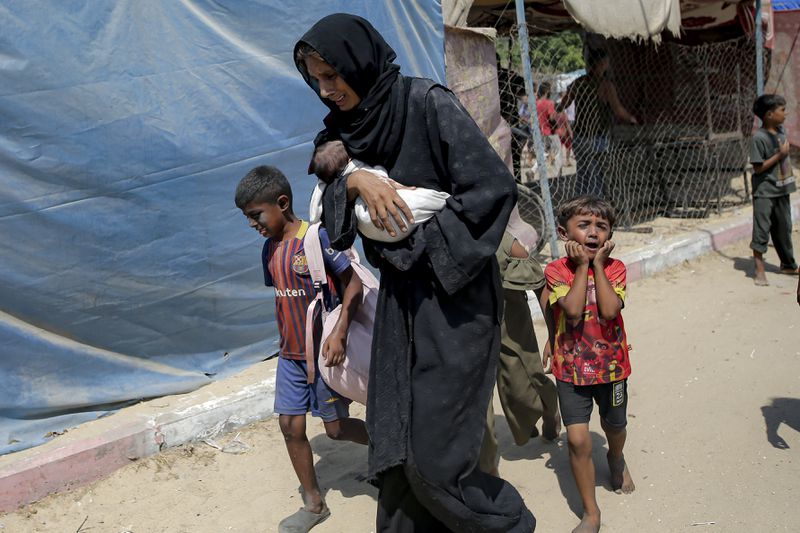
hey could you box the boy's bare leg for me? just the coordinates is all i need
[322,417,369,445]
[279,414,327,514]
[600,418,635,494]
[754,251,769,286]
[566,423,601,533]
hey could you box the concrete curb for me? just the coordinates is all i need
[528,198,800,320]
[620,198,799,284]
[0,363,277,512]
[2,198,798,512]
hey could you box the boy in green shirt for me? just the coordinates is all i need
[750,94,797,286]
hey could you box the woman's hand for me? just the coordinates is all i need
[542,340,553,374]
[347,170,415,238]
[509,238,530,259]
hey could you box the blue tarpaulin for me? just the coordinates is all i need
[775,1,800,11]
[0,0,445,454]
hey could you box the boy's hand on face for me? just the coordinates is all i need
[565,240,590,266]
[593,240,615,266]
[322,333,347,367]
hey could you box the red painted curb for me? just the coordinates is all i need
[0,421,157,512]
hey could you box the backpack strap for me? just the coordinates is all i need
[303,223,327,384]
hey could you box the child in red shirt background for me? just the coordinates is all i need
[542,195,635,533]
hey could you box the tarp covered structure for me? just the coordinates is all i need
[466,0,759,41]
[0,0,445,455]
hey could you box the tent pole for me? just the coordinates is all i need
[514,0,560,258]
[756,0,764,95]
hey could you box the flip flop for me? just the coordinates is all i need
[278,507,331,533]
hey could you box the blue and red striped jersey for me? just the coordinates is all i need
[262,221,351,360]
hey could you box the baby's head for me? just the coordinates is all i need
[557,195,616,260]
[310,140,350,184]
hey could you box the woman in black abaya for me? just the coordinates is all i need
[294,14,536,532]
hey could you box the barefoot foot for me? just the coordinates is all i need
[607,452,635,494]
[572,512,601,533]
[754,272,769,286]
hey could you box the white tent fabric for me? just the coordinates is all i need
[562,0,681,43]
[464,0,688,41]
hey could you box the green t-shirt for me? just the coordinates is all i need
[750,127,797,198]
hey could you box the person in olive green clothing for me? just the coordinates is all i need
[480,226,561,476]
[749,94,797,286]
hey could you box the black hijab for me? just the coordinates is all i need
[294,13,408,168]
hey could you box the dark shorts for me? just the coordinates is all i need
[557,379,628,428]
[274,357,350,423]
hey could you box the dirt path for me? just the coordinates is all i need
[2,232,799,532]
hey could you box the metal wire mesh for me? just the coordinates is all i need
[499,29,759,238]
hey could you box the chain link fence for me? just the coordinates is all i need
[498,28,760,247]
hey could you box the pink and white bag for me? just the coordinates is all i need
[303,223,377,405]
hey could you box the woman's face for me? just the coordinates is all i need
[304,54,361,112]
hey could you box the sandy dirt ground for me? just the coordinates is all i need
[2,231,799,533]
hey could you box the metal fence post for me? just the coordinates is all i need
[514,0,560,258]
[755,0,764,96]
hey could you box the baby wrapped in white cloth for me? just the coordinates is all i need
[309,140,449,243]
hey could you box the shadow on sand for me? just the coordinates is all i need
[493,414,613,519]
[310,414,628,516]
[761,397,800,450]
[309,433,377,501]
[713,244,783,281]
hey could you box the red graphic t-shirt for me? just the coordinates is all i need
[536,98,556,136]
[262,222,350,360]
[545,257,631,385]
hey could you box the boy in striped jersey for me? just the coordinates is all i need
[236,165,368,532]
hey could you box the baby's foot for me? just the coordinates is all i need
[607,452,635,494]
[572,512,601,533]
[754,272,769,286]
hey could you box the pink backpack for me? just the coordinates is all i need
[303,222,377,405]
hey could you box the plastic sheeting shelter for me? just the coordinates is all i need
[0,1,445,455]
